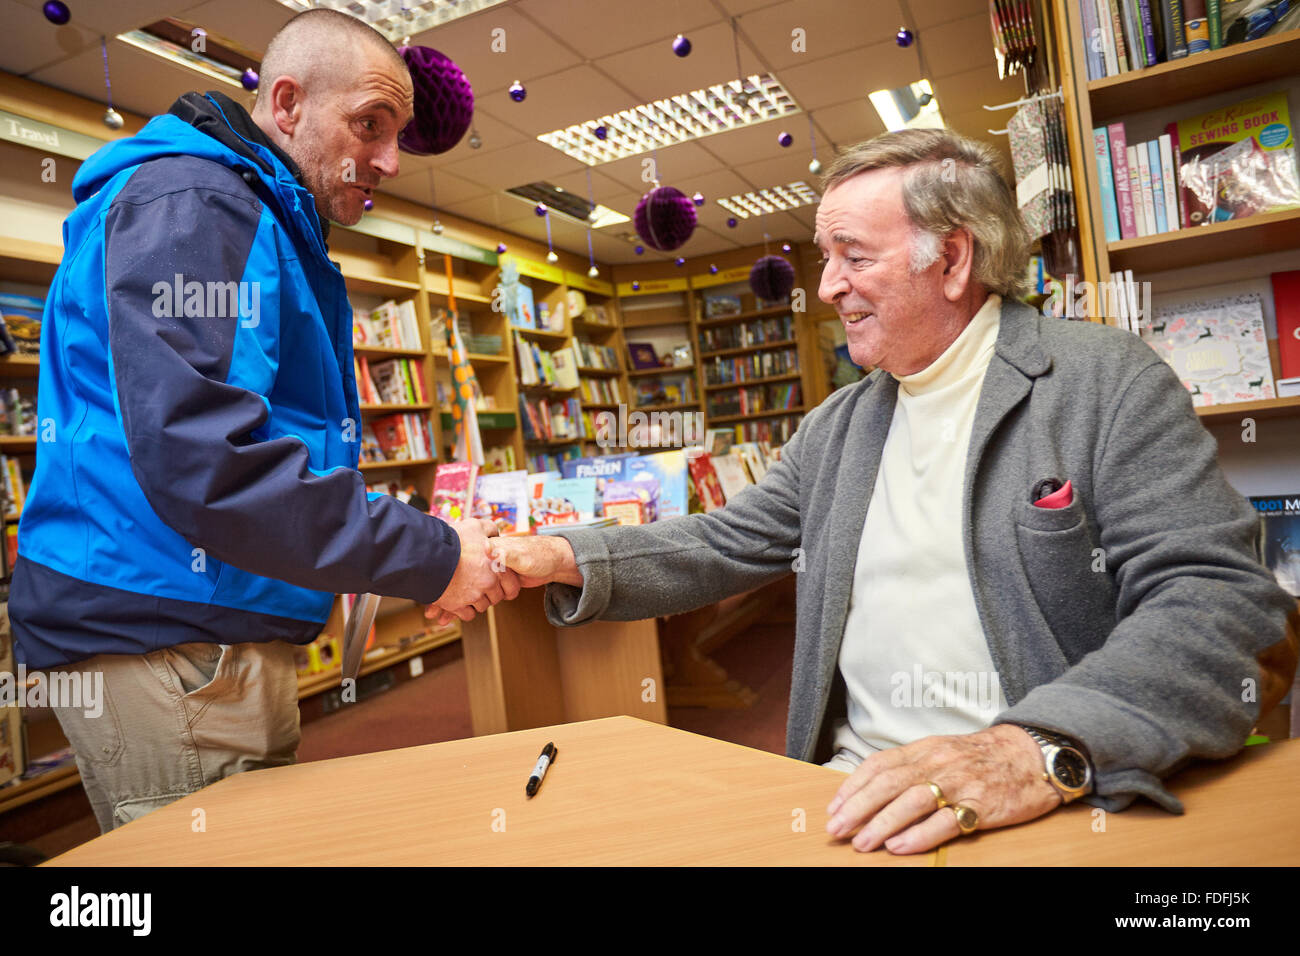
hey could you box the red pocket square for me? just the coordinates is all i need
[1033,479,1073,509]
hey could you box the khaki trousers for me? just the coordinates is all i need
[49,640,301,833]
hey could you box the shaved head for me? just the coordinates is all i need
[256,8,406,103]
[250,8,414,225]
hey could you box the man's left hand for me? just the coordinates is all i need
[826,724,1063,854]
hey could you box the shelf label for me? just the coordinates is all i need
[507,255,564,284]
[564,271,614,297]
[617,278,690,296]
[419,229,497,265]
[0,109,109,160]
[690,266,751,289]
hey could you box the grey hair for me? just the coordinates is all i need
[822,128,1031,298]
[256,8,406,103]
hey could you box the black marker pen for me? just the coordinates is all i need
[526,742,557,797]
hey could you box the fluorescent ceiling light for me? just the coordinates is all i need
[504,183,630,229]
[274,0,511,40]
[869,79,944,133]
[117,28,246,89]
[717,182,820,219]
[538,74,800,166]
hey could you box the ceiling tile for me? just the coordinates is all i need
[9,0,208,39]
[742,0,901,73]
[518,0,719,61]
[488,63,640,135]
[597,140,736,193]
[714,0,789,14]
[808,97,887,151]
[929,62,1023,119]
[407,5,582,99]
[682,118,799,168]
[589,20,745,104]
[175,0,293,54]
[915,13,998,80]
[440,138,577,187]
[382,165,492,207]
[777,39,920,112]
[0,0,98,76]
[906,0,990,31]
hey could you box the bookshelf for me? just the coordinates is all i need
[1053,1,1300,424]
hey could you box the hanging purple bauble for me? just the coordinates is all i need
[594,125,607,140]
[509,80,527,102]
[750,255,796,302]
[397,46,474,155]
[781,242,792,253]
[633,185,697,251]
[692,192,705,206]
[726,217,738,228]
[709,264,719,274]
[634,245,645,255]
[675,257,685,266]
[496,242,508,254]
[42,1,70,25]
[631,281,641,291]
[895,28,914,47]
[672,34,692,57]
[363,198,374,211]
[535,203,548,217]
[778,131,793,148]
[240,68,259,91]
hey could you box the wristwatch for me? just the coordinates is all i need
[1017,725,1093,803]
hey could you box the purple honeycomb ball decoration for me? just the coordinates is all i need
[692,192,705,207]
[396,46,475,155]
[496,242,508,254]
[726,217,738,229]
[672,34,692,57]
[633,185,697,251]
[509,80,527,103]
[895,28,914,47]
[240,68,259,92]
[778,131,793,148]
[594,125,607,140]
[363,198,374,211]
[749,255,796,303]
[42,1,70,25]
[634,245,645,255]
[535,203,548,217]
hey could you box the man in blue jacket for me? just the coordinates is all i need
[9,9,513,831]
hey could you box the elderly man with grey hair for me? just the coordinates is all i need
[479,127,1297,854]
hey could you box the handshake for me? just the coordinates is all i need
[424,519,584,627]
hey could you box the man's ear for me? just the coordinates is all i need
[266,76,305,137]
[940,228,976,302]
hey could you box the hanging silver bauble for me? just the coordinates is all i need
[102,107,124,131]
[468,129,482,149]
[808,158,823,176]
[546,250,559,263]
[587,265,598,278]
[733,90,751,110]
[432,220,444,235]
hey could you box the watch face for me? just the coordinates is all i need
[1051,748,1089,789]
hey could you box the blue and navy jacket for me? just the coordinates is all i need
[10,92,460,669]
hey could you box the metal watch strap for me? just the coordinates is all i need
[1021,725,1092,799]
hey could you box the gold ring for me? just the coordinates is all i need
[926,781,948,810]
[952,804,978,835]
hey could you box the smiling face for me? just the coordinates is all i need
[814,167,973,375]
[268,44,413,226]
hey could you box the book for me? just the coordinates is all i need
[1120,0,1145,67]
[1096,0,1119,74]
[1248,495,1300,596]
[1080,0,1106,79]
[1094,128,1122,242]
[561,455,633,493]
[624,450,690,521]
[507,282,536,330]
[1135,0,1160,63]
[1141,292,1276,406]
[1164,122,1189,227]
[535,516,617,535]
[1173,91,1300,228]
[1147,139,1169,232]
[551,345,580,391]
[1207,0,1222,47]
[1134,143,1156,235]
[703,293,743,318]
[603,478,660,525]
[1108,124,1138,239]
[686,451,727,512]
[1158,0,1190,59]
[711,451,752,500]
[1106,0,1131,70]
[626,342,661,369]
[370,414,411,461]
[540,476,599,523]
[473,469,530,535]
[432,461,477,522]
[1272,270,1300,380]
[1125,143,1145,236]
[1157,133,1180,233]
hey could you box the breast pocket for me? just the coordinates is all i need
[1013,496,1117,664]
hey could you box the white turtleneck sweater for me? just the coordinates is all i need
[826,294,1010,773]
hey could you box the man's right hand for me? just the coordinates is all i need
[488,535,584,588]
[428,518,521,623]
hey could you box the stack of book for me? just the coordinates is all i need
[706,382,800,418]
[355,356,427,405]
[704,348,799,385]
[698,314,794,352]
[360,412,434,463]
[353,299,421,349]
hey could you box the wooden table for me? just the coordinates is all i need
[45,716,928,866]
[44,719,1299,866]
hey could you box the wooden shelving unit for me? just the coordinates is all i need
[1053,0,1300,424]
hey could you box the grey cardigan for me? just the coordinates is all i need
[546,300,1295,812]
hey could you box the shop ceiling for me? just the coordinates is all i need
[0,0,1024,263]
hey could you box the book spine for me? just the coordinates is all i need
[1165,121,1189,228]
[1207,0,1221,48]
[1183,0,1210,53]
[1157,133,1180,233]
[1079,0,1105,79]
[1161,0,1189,57]
[1108,124,1137,239]
[1135,144,1157,235]
[1147,140,1168,232]
[1272,271,1300,380]
[1107,0,1131,70]
[1120,0,1145,68]
[1093,128,1122,242]
[1096,0,1119,73]
[1136,0,1159,64]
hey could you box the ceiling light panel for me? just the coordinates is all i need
[274,0,511,41]
[717,182,820,219]
[538,74,801,166]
